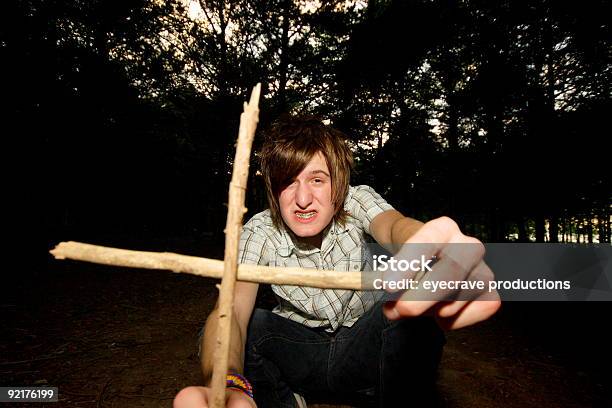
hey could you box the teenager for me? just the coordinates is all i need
[174,116,500,407]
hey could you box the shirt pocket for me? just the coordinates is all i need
[336,234,366,272]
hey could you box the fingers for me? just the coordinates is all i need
[383,217,454,285]
[173,386,209,408]
[383,299,432,319]
[437,300,468,318]
[406,216,458,245]
[173,386,257,408]
[433,263,501,330]
[382,217,498,322]
[435,296,502,331]
[395,242,484,302]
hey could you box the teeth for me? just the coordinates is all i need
[296,211,316,219]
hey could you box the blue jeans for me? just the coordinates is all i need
[244,301,445,407]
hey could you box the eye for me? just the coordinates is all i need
[281,180,297,192]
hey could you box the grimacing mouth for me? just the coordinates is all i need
[295,210,317,219]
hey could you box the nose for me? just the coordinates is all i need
[295,182,313,209]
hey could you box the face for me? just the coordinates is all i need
[279,152,334,247]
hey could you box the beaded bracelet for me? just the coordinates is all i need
[226,372,254,399]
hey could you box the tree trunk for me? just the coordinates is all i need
[535,214,545,243]
[586,216,593,243]
[549,215,559,243]
[517,217,528,242]
[598,215,605,243]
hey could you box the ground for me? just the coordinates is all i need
[3,238,610,407]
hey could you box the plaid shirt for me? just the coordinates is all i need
[238,185,394,331]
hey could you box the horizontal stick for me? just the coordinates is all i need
[50,241,374,290]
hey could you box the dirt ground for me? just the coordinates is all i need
[2,238,611,407]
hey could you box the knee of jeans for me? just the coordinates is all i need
[246,308,273,352]
[245,309,277,377]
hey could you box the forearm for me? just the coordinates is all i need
[390,215,424,251]
[370,210,425,254]
[201,307,246,385]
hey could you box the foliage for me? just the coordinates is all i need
[8,0,609,242]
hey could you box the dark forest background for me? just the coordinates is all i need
[5,0,610,250]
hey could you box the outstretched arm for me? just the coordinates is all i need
[370,210,501,330]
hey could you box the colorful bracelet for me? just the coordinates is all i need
[226,372,254,399]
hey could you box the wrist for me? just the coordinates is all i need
[226,371,254,400]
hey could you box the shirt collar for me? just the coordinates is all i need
[276,218,352,258]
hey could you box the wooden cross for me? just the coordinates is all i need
[50,84,369,407]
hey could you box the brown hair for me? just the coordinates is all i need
[260,115,354,229]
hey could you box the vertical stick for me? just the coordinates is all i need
[210,84,261,408]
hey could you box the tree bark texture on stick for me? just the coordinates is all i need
[210,83,260,408]
[50,241,369,289]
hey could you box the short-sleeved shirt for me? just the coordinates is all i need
[238,185,394,331]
